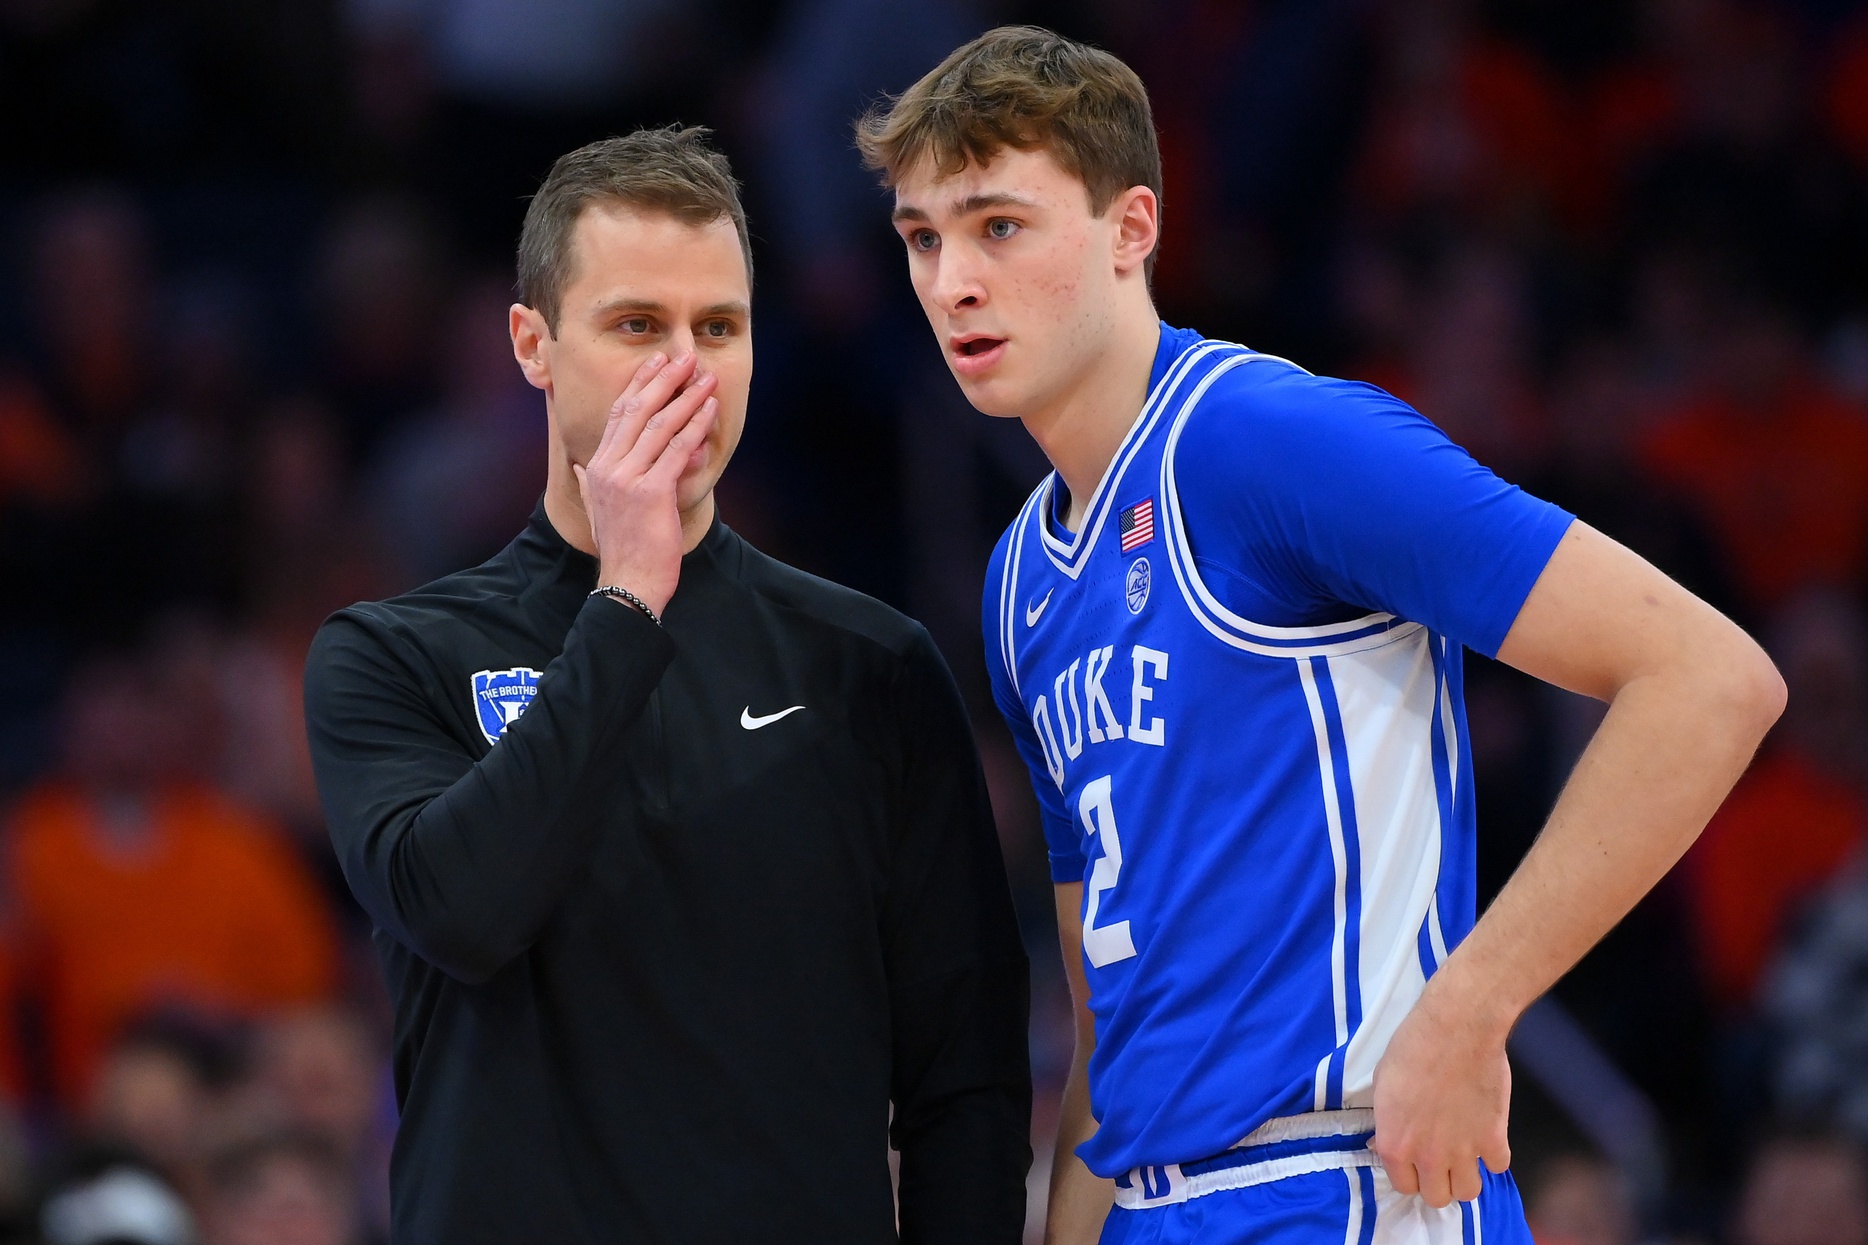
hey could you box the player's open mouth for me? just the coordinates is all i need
[950,335,1007,376]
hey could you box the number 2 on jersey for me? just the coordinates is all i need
[1080,775,1138,967]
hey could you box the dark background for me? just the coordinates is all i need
[4,1,1868,1242]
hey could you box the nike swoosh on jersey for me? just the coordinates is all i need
[1025,589,1053,627]
[740,705,806,730]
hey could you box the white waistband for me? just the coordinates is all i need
[1113,1110,1380,1211]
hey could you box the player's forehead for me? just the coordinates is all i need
[561,204,748,313]
[891,146,1090,224]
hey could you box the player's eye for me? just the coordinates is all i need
[908,228,938,252]
[986,218,1021,241]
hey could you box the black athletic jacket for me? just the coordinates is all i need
[303,503,1031,1244]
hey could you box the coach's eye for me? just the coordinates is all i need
[986,218,1020,240]
[620,317,651,335]
[701,320,730,339]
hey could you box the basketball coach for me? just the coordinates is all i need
[303,127,1032,1244]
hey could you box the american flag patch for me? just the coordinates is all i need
[1119,498,1155,552]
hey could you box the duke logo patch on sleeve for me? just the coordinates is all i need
[471,667,541,745]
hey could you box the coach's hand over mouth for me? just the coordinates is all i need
[1369,979,1512,1210]
[572,350,719,617]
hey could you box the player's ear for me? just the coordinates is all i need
[1110,186,1160,279]
[510,303,552,391]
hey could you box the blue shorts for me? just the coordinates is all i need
[1101,1159,1531,1245]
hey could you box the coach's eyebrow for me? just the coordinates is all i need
[697,301,751,319]
[596,297,669,316]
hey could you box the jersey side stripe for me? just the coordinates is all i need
[1311,655,1365,1111]
[1298,657,1352,1109]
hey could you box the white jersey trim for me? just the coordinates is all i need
[1155,349,1422,659]
[1036,340,1239,579]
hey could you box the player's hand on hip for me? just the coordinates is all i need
[572,350,719,615]
[1369,984,1512,1210]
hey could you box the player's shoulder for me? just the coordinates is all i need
[726,528,931,663]
[1175,340,1442,478]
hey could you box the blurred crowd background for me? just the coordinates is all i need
[2,0,1868,1242]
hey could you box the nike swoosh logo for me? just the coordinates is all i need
[1025,589,1053,627]
[741,705,806,730]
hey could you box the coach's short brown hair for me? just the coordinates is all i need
[517,125,752,334]
[856,26,1162,273]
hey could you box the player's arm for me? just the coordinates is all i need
[1370,521,1785,1205]
[1046,881,1115,1245]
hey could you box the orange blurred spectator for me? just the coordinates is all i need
[1356,0,1581,235]
[6,655,339,1109]
[1641,300,1868,612]
[1685,592,1868,1009]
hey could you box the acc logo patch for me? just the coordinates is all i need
[471,667,541,745]
[1125,557,1152,614]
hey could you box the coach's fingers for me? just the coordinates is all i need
[623,370,717,474]
[646,396,718,487]
[619,350,698,444]
[592,352,671,464]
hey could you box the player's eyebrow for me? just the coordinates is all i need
[890,192,1040,224]
[951,192,1039,217]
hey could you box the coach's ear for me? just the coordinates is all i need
[510,303,553,392]
[1109,185,1159,279]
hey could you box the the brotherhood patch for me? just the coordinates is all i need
[471,667,541,745]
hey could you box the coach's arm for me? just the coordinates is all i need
[1370,520,1785,1205]
[305,603,674,984]
[883,629,1033,1245]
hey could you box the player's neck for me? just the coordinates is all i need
[1023,306,1161,532]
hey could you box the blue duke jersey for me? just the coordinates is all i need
[987,324,1573,1183]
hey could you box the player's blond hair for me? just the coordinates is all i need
[855,26,1163,277]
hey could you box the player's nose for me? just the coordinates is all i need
[928,250,987,313]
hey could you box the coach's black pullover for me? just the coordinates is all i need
[303,504,1031,1244]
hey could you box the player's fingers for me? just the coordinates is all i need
[592,352,669,464]
[622,370,717,474]
[1450,1157,1483,1204]
[1415,1164,1454,1210]
[646,396,717,487]
[1383,1157,1420,1197]
[1481,1135,1511,1176]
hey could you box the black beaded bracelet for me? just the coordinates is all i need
[589,584,661,626]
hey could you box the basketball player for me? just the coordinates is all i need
[860,26,1783,1245]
